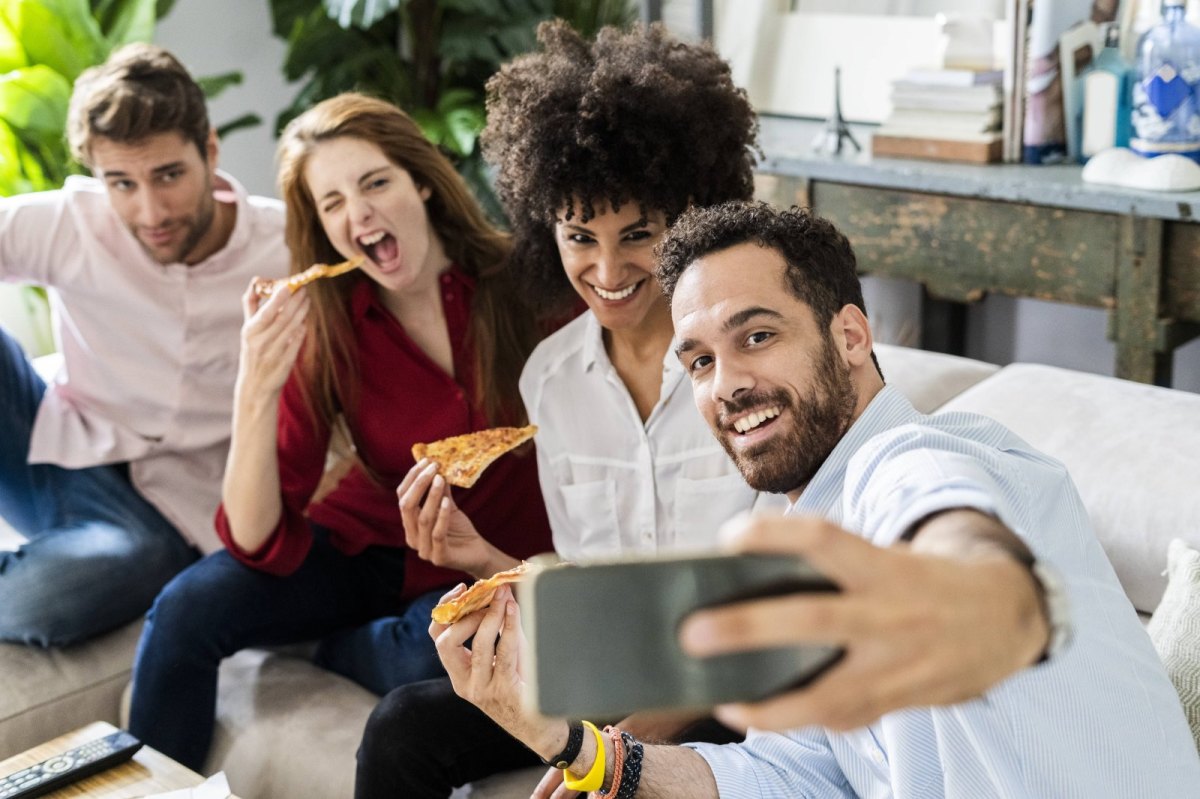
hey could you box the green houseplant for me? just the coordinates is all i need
[0,0,259,355]
[271,0,636,222]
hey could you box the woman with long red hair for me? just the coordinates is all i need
[128,93,552,771]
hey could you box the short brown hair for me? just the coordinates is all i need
[67,43,209,168]
[657,201,882,377]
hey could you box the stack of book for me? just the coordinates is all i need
[873,67,1004,163]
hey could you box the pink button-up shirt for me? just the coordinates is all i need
[0,172,287,552]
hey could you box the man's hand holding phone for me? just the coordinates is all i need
[679,513,1049,733]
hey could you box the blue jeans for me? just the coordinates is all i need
[0,327,198,646]
[128,532,447,771]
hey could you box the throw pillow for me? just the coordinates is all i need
[1147,538,1200,753]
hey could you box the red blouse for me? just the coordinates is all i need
[215,266,553,601]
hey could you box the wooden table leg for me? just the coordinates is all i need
[1116,215,1172,385]
[919,291,969,356]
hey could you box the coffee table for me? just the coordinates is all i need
[0,721,241,798]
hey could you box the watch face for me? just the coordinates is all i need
[1032,560,1073,660]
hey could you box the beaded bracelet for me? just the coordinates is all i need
[616,733,644,799]
[596,725,626,797]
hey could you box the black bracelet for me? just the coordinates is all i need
[541,720,585,769]
[617,733,643,799]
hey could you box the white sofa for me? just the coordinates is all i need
[2,343,1197,798]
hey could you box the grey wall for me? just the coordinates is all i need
[156,0,291,198]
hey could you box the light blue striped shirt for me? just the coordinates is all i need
[689,386,1200,798]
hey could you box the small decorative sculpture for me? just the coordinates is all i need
[812,66,860,156]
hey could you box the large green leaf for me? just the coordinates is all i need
[90,0,156,46]
[196,70,244,100]
[552,0,634,38]
[216,112,262,139]
[439,3,546,67]
[0,12,28,72]
[0,66,71,135]
[322,0,402,29]
[270,0,316,38]
[1,0,107,82]
[0,117,35,196]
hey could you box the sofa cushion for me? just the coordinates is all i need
[0,622,141,759]
[872,344,999,414]
[1147,539,1200,753]
[940,363,1200,613]
[205,649,378,799]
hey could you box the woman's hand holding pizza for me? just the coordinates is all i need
[236,276,310,398]
[398,458,515,579]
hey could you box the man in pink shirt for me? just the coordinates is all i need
[0,44,287,646]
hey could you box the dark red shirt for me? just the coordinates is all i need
[215,266,553,600]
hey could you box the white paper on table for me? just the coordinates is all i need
[141,772,231,799]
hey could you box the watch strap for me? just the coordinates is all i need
[542,720,585,769]
[1030,559,1073,663]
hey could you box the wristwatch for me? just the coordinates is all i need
[1030,559,1073,663]
[541,720,584,770]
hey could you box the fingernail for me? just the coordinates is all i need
[433,475,444,487]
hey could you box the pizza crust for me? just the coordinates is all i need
[431,562,535,624]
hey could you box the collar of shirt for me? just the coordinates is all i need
[788,384,919,518]
[349,262,474,322]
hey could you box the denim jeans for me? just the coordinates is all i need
[128,531,447,771]
[0,327,198,646]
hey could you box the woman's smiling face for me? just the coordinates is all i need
[554,201,668,332]
[305,135,442,296]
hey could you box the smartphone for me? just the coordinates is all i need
[520,552,843,719]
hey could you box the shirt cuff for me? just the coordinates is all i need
[683,741,767,799]
[876,484,1002,549]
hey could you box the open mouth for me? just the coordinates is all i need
[730,405,783,435]
[591,279,645,302]
[357,230,399,267]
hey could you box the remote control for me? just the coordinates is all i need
[0,730,143,799]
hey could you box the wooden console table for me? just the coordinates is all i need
[753,116,1200,385]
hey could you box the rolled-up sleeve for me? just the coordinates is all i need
[685,727,855,798]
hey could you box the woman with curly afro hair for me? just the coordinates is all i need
[355,21,778,799]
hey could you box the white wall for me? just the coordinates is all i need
[155,0,291,198]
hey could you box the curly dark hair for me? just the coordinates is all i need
[482,19,760,317]
[656,201,882,376]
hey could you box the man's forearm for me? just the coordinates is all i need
[555,729,719,799]
[636,744,720,799]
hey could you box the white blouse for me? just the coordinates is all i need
[519,311,780,561]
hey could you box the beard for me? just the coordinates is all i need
[138,177,216,265]
[716,334,858,494]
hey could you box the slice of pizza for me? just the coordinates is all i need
[254,256,363,298]
[412,424,538,488]
[431,562,535,624]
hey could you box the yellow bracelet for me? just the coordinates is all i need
[562,720,605,792]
